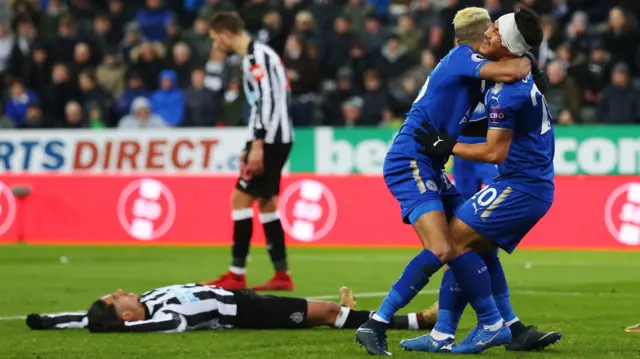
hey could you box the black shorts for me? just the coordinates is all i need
[236,142,292,198]
[233,289,308,329]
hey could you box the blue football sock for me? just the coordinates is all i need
[448,251,502,327]
[481,249,517,323]
[376,249,443,322]
[434,268,467,336]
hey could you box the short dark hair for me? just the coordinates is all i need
[86,300,124,333]
[515,6,543,48]
[210,12,245,34]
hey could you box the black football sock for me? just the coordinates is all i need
[230,208,253,273]
[260,212,288,272]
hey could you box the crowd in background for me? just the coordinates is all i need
[1,0,640,130]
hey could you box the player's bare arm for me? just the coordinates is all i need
[452,128,513,164]
[478,58,530,83]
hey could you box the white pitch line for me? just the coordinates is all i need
[2,289,638,322]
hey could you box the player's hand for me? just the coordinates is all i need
[246,148,264,176]
[239,150,248,177]
[414,124,455,157]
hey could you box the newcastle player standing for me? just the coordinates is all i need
[205,12,294,291]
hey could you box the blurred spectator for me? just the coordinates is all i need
[204,46,228,94]
[484,0,505,19]
[199,0,236,22]
[87,102,107,128]
[2,79,38,128]
[8,19,37,79]
[341,0,375,35]
[554,42,585,75]
[602,7,639,76]
[412,0,438,30]
[107,0,130,42]
[93,12,121,49]
[135,0,175,42]
[63,100,86,128]
[320,15,353,80]
[220,78,244,126]
[97,49,127,98]
[293,10,318,45]
[119,22,144,64]
[403,49,436,89]
[50,15,81,63]
[71,42,95,74]
[341,96,364,127]
[183,16,211,64]
[162,18,184,56]
[78,71,112,125]
[538,15,560,68]
[151,69,184,126]
[10,0,40,29]
[258,10,287,56]
[23,43,51,95]
[323,69,356,126]
[545,60,581,125]
[565,11,592,56]
[113,71,149,118]
[390,75,419,117]
[41,62,81,126]
[240,0,272,35]
[284,33,319,126]
[375,33,415,84]
[361,15,386,55]
[170,42,196,88]
[573,43,612,106]
[360,69,390,126]
[397,15,422,54]
[184,68,218,127]
[23,102,44,128]
[0,24,14,80]
[119,96,167,128]
[423,19,447,60]
[598,63,640,124]
[129,42,167,90]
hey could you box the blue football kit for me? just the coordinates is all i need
[383,44,488,224]
[456,74,555,253]
[454,103,500,200]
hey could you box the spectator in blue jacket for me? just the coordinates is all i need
[135,0,175,42]
[151,69,184,126]
[3,79,38,127]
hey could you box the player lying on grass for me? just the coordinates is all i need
[355,7,555,356]
[401,7,560,354]
[25,285,437,333]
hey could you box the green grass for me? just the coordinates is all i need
[0,245,639,359]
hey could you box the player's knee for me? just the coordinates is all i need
[257,196,278,212]
[428,241,456,262]
[231,189,254,209]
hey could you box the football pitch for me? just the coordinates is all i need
[0,245,638,359]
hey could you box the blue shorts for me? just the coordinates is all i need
[455,181,552,254]
[384,142,464,225]
[453,156,499,200]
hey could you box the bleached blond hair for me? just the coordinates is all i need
[453,7,492,44]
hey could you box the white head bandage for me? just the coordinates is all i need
[497,13,531,56]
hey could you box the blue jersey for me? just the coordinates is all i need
[390,44,489,169]
[484,74,555,201]
[458,103,488,145]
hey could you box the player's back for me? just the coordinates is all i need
[485,75,555,201]
[391,44,487,168]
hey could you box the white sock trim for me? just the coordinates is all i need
[484,319,504,331]
[232,208,253,221]
[259,211,280,223]
[505,317,520,326]
[229,266,246,275]
[372,313,390,324]
[407,313,419,330]
[334,307,350,328]
[430,329,455,341]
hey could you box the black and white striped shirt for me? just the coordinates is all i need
[38,284,237,333]
[243,40,293,144]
